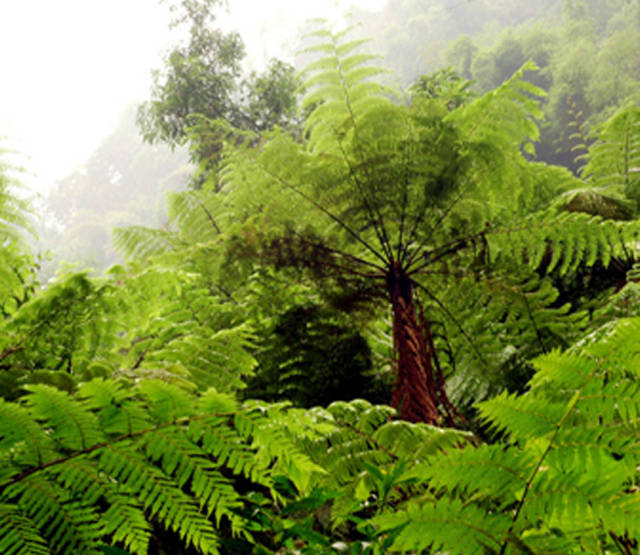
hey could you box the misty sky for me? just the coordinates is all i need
[0,0,384,195]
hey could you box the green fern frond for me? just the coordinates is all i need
[4,476,101,555]
[113,225,178,259]
[99,496,151,555]
[24,385,105,451]
[0,503,49,555]
[372,497,510,554]
[0,379,341,554]
[488,211,637,275]
[582,103,640,194]
[362,317,640,552]
[0,400,56,474]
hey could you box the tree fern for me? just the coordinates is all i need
[208,24,640,424]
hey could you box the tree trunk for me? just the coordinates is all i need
[386,261,460,425]
[387,262,440,424]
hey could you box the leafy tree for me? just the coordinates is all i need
[440,0,640,171]
[409,66,474,110]
[137,0,301,185]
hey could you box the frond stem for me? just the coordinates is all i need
[498,358,603,554]
[259,166,390,266]
[0,410,236,491]
[411,279,488,367]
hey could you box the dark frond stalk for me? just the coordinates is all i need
[194,196,221,234]
[412,279,488,366]
[498,355,602,554]
[336,140,395,263]
[328,34,395,263]
[403,184,470,270]
[292,231,387,273]
[0,410,236,490]
[259,166,390,266]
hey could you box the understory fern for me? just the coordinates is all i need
[0,266,256,400]
[3,317,640,553]
[0,380,325,555]
[369,317,640,553]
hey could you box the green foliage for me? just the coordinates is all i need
[119,24,640,418]
[366,316,640,552]
[0,148,36,317]
[138,0,246,146]
[4,310,640,552]
[212,27,636,414]
[244,303,382,407]
[138,0,301,186]
[437,0,640,170]
[0,265,256,400]
[582,103,640,201]
[0,379,327,554]
[409,67,475,110]
[7,8,640,552]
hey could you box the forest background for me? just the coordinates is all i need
[3,0,640,553]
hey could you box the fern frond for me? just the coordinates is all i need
[4,476,101,555]
[99,496,151,555]
[0,503,49,555]
[301,27,396,155]
[96,443,220,553]
[489,211,637,275]
[23,385,105,451]
[0,400,57,474]
[113,225,178,259]
[582,103,640,194]
[373,497,510,554]
[0,378,344,553]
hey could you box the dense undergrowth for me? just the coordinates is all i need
[3,7,640,553]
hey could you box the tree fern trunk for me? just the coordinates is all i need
[387,262,440,424]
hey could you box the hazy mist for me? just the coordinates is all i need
[0,0,384,196]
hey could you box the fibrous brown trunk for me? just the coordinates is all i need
[386,261,458,425]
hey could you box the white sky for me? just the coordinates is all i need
[0,0,385,195]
